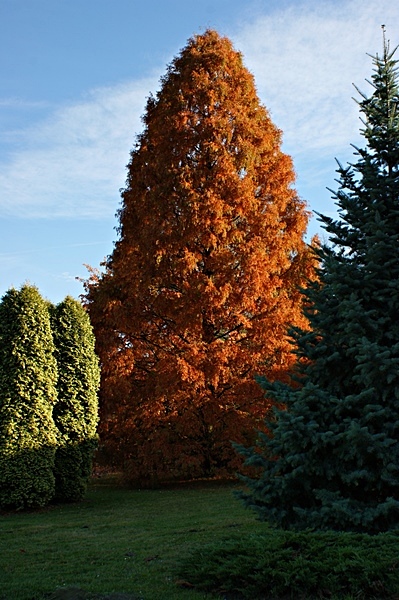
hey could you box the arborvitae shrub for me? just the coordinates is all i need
[51,296,100,502]
[0,285,58,510]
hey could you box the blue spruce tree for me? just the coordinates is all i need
[237,32,399,533]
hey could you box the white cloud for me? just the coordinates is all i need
[0,78,157,219]
[56,272,78,282]
[230,0,399,231]
[234,0,399,166]
[0,0,398,220]
[0,98,50,109]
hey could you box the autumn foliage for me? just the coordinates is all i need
[84,30,315,484]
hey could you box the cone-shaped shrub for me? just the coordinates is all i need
[0,285,58,510]
[51,296,100,502]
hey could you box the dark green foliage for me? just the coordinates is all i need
[0,284,58,509]
[236,36,399,532]
[51,296,100,502]
[177,529,399,599]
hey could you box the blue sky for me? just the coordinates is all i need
[1,0,398,303]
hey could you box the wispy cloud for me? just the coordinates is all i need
[231,0,399,229]
[0,98,51,109]
[0,78,157,219]
[0,240,108,259]
[0,0,398,221]
[235,0,399,170]
[56,272,79,283]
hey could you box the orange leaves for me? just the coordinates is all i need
[85,30,315,484]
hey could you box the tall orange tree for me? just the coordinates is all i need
[85,30,314,484]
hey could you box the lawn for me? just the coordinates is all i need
[0,476,264,600]
[2,477,399,600]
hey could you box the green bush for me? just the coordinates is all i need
[51,296,100,502]
[177,529,399,599]
[0,285,58,510]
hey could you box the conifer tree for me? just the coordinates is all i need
[237,33,399,533]
[84,30,314,484]
[51,296,100,502]
[0,285,58,509]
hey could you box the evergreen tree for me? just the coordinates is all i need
[51,296,100,502]
[0,285,58,510]
[84,30,314,484]
[237,34,399,533]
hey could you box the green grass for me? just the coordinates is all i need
[0,476,264,600]
[2,477,399,600]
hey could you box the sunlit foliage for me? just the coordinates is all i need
[0,285,58,509]
[51,296,100,502]
[85,30,314,484]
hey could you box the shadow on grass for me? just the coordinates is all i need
[45,589,142,600]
